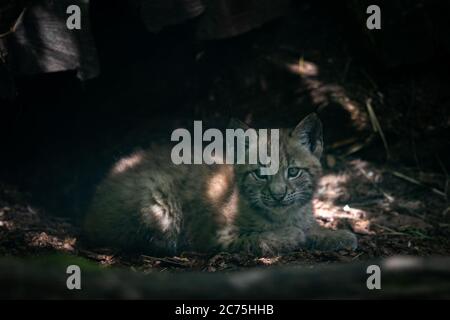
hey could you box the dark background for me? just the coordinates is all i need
[0,0,449,221]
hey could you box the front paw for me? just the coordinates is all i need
[228,236,274,256]
[228,230,305,256]
[306,229,358,252]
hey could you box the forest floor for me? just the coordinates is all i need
[0,155,449,273]
[0,1,449,273]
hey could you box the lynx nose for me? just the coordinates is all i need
[269,186,287,201]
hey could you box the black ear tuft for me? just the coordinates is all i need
[291,113,323,158]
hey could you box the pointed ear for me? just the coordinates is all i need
[228,118,251,130]
[291,113,323,158]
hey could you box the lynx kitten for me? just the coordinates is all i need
[84,114,357,256]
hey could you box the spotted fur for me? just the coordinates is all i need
[84,114,357,256]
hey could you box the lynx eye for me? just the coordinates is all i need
[252,169,268,180]
[287,167,301,179]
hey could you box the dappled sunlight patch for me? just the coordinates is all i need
[285,58,319,77]
[314,162,385,235]
[313,198,373,235]
[336,97,368,131]
[28,232,77,252]
[142,204,172,232]
[207,166,238,221]
[207,170,230,203]
[0,205,41,231]
[257,256,281,266]
[279,55,369,131]
[312,157,449,256]
[140,193,176,233]
[215,189,239,247]
[0,207,14,230]
[221,188,239,223]
[316,173,350,203]
[96,254,116,266]
[351,219,374,235]
[314,170,375,234]
[111,151,144,175]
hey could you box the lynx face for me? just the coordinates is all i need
[235,114,324,214]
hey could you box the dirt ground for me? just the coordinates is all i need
[0,155,449,273]
[0,1,449,273]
